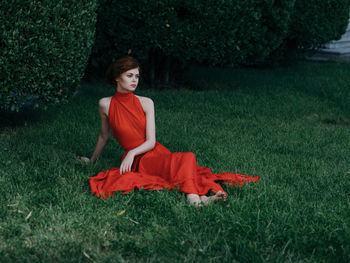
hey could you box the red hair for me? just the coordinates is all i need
[106,56,140,86]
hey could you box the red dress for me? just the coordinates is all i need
[89,91,259,199]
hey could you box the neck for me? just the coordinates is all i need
[115,90,133,98]
[116,86,131,93]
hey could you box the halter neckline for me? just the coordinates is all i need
[115,91,133,98]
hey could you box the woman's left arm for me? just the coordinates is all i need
[119,97,156,174]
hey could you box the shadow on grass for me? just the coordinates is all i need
[0,109,43,131]
[0,81,110,132]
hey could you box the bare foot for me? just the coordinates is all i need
[186,194,202,207]
[77,156,90,164]
[200,191,227,205]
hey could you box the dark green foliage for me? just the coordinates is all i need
[0,0,98,111]
[193,0,295,65]
[288,0,350,49]
[91,0,295,86]
[91,0,350,86]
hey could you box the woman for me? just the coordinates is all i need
[81,56,259,206]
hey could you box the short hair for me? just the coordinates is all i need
[105,56,140,86]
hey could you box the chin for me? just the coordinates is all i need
[120,87,136,93]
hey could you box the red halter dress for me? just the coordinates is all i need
[89,91,259,199]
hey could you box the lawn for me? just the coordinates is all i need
[1,61,350,262]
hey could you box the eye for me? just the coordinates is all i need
[127,74,132,78]
[136,75,140,79]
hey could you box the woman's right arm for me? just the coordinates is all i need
[81,98,111,163]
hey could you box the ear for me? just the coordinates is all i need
[114,77,119,83]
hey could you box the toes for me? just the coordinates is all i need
[215,191,227,202]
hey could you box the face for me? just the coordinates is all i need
[116,68,140,93]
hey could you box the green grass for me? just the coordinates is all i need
[1,61,350,262]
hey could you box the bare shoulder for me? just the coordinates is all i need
[98,96,112,116]
[136,95,154,112]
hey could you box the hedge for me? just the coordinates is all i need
[0,0,98,111]
[90,0,295,87]
[288,0,350,49]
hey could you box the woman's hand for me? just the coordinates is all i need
[77,156,91,164]
[120,151,135,174]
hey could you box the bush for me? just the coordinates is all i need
[0,0,98,111]
[90,0,295,87]
[90,0,350,88]
[288,0,350,49]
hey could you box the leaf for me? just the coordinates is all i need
[126,217,139,225]
[25,211,32,221]
[117,209,126,216]
[83,251,96,263]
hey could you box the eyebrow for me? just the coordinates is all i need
[127,73,140,78]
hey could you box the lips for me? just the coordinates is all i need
[131,84,136,88]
